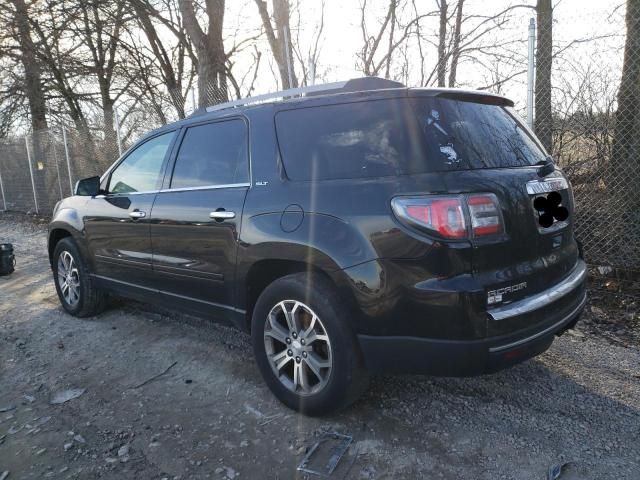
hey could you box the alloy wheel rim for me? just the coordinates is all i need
[263,300,332,396]
[57,251,80,307]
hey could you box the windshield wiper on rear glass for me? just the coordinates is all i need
[535,156,555,177]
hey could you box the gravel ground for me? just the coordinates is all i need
[1,212,639,479]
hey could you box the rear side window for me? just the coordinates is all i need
[275,99,426,181]
[276,97,547,181]
[170,119,248,189]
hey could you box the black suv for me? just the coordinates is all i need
[49,77,586,415]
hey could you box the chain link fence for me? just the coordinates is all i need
[0,7,639,278]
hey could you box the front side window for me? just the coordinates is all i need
[170,119,249,189]
[108,131,175,194]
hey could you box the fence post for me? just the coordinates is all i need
[114,107,123,156]
[24,135,39,214]
[527,17,536,129]
[62,128,74,193]
[51,130,64,200]
[0,163,6,211]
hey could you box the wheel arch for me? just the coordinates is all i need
[241,258,356,333]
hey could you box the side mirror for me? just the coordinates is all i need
[74,176,101,196]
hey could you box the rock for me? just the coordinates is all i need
[240,440,249,447]
[105,457,118,464]
[36,448,47,456]
[0,406,15,413]
[50,388,86,405]
[224,467,238,479]
[118,445,130,457]
[0,472,8,480]
[64,443,73,451]
[74,434,86,444]
[23,395,35,404]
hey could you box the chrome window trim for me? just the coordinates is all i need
[488,259,587,321]
[159,182,250,193]
[489,292,587,353]
[100,182,251,198]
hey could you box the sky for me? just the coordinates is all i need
[216,0,626,115]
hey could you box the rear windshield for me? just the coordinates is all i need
[275,97,546,181]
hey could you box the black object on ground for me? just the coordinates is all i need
[0,243,14,275]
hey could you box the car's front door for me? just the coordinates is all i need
[149,118,250,322]
[84,130,177,289]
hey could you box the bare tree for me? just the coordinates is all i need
[436,0,448,87]
[254,0,298,89]
[1,0,48,132]
[179,0,228,107]
[358,0,432,79]
[291,0,325,86]
[128,0,195,118]
[612,0,640,194]
[447,0,464,87]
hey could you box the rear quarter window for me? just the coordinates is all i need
[275,99,427,181]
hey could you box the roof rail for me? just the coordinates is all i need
[204,77,404,113]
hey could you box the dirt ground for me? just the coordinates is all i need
[1,213,640,480]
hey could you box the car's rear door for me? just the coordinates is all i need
[149,117,250,322]
[84,130,177,289]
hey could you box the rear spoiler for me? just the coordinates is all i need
[410,88,514,107]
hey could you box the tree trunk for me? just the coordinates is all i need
[11,0,48,132]
[254,0,298,89]
[437,0,448,87]
[179,0,228,107]
[448,0,464,87]
[534,0,553,153]
[611,0,640,197]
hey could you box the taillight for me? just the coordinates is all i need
[391,194,504,240]
[467,194,503,237]
[391,196,466,239]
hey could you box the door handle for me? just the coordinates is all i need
[209,210,236,220]
[129,210,146,219]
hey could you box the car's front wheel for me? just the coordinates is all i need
[251,272,368,416]
[52,237,106,317]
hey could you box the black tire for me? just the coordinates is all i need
[52,237,106,317]
[251,272,369,416]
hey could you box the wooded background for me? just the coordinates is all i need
[0,0,639,278]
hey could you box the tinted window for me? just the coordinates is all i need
[276,99,425,181]
[412,98,547,170]
[170,119,248,189]
[276,98,547,181]
[109,132,175,194]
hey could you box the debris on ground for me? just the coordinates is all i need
[548,462,574,479]
[49,388,86,405]
[297,432,353,477]
[130,361,177,389]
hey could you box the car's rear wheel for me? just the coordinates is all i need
[53,237,106,317]
[251,272,368,416]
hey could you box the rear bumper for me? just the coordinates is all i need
[357,261,587,376]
